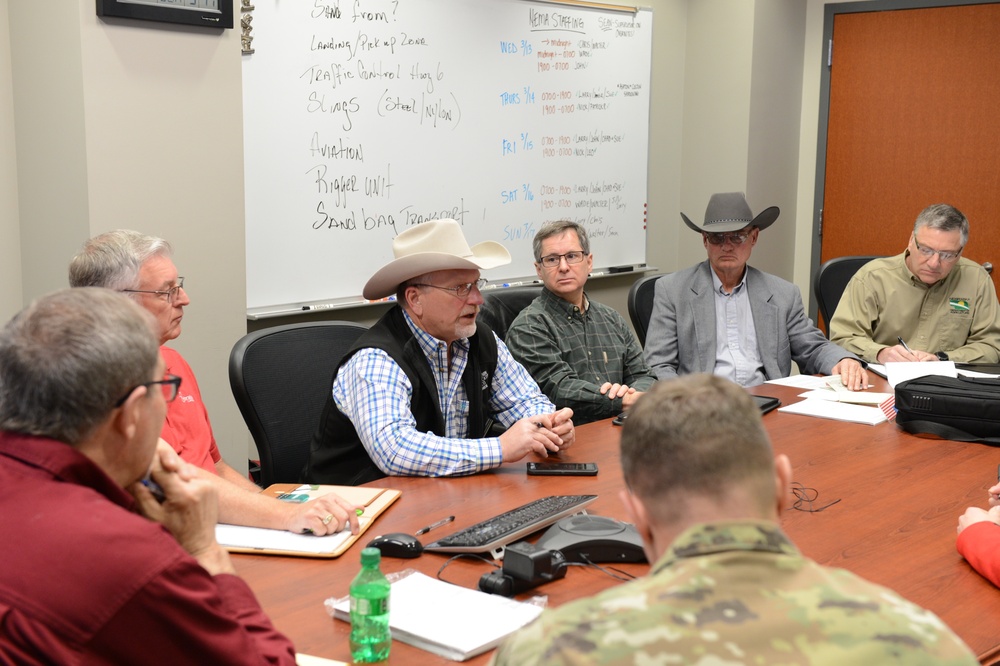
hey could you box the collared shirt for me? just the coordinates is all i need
[712,269,766,386]
[831,251,1000,363]
[494,519,978,665]
[505,288,656,424]
[160,346,222,474]
[333,310,554,477]
[0,432,296,665]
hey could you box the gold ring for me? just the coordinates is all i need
[322,514,334,526]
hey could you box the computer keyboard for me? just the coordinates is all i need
[423,495,597,554]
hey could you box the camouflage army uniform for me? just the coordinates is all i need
[493,520,977,665]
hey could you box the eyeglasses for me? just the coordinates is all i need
[123,277,186,304]
[411,278,487,299]
[538,251,587,268]
[913,236,962,262]
[704,232,751,246]
[114,374,182,408]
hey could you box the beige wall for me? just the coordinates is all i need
[1,0,856,471]
[6,0,247,469]
[0,0,21,316]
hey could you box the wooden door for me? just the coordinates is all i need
[819,2,1000,323]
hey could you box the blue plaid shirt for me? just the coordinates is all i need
[333,311,555,476]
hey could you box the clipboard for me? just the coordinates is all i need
[216,484,401,558]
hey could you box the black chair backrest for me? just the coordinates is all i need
[627,274,665,347]
[477,285,543,341]
[229,320,367,486]
[813,255,882,333]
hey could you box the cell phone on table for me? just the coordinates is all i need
[527,462,598,476]
[752,394,781,415]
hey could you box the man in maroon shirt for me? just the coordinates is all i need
[0,288,296,665]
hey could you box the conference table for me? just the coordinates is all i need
[234,378,1000,664]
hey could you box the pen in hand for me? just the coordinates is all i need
[897,336,914,354]
[415,515,455,536]
[142,477,166,503]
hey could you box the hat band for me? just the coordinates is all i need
[707,217,752,225]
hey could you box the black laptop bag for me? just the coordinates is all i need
[895,375,1000,444]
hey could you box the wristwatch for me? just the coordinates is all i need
[935,351,949,361]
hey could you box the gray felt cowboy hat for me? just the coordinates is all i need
[363,219,511,300]
[681,192,780,234]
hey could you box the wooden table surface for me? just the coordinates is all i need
[234,379,1000,664]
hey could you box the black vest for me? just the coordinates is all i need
[303,307,499,485]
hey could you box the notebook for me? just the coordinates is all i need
[328,571,543,661]
[216,484,401,558]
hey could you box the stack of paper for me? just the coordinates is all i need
[773,375,890,425]
[778,399,888,426]
[328,571,542,661]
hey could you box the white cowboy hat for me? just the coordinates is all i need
[363,219,511,300]
[681,192,780,234]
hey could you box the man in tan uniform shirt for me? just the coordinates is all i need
[830,204,1000,364]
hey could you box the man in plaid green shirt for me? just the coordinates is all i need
[506,221,656,425]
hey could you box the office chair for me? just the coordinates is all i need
[813,256,882,335]
[627,274,665,347]
[477,285,543,341]
[229,320,367,487]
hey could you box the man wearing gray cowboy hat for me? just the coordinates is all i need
[644,192,866,389]
[305,219,575,485]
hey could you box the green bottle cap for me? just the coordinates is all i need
[361,547,381,565]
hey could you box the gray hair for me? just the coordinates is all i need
[914,204,969,247]
[68,229,173,295]
[620,374,776,526]
[532,221,591,262]
[0,288,160,445]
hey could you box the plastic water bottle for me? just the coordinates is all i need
[349,547,391,663]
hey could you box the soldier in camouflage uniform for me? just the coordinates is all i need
[493,374,977,665]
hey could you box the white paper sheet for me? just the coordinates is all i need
[765,375,831,389]
[778,399,887,425]
[884,361,956,388]
[798,389,894,405]
[216,523,353,554]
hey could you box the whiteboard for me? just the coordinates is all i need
[242,0,653,315]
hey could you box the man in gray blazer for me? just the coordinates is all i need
[644,192,867,389]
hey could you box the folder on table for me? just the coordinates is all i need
[216,484,401,558]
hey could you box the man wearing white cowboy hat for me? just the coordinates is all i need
[644,192,867,389]
[305,219,575,484]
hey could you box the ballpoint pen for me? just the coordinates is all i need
[897,336,914,353]
[415,515,455,536]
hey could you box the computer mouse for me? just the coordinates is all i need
[366,532,424,558]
